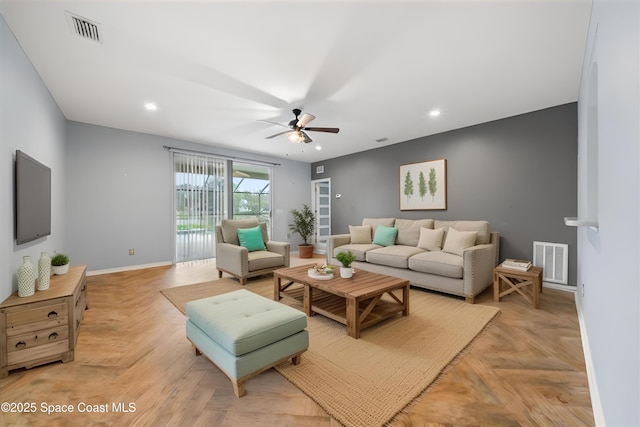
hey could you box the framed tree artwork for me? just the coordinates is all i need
[400,158,447,210]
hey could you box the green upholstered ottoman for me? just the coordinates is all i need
[185,289,308,397]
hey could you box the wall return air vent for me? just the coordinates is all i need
[65,11,103,44]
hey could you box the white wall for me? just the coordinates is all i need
[576,1,640,425]
[1,14,67,301]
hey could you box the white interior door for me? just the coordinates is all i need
[312,178,331,254]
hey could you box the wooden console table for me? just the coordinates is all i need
[0,265,88,378]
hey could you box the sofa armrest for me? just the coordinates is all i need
[462,243,497,299]
[266,241,291,267]
[215,242,249,276]
[326,234,351,263]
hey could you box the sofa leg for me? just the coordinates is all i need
[240,277,247,286]
[465,296,475,304]
[218,270,223,279]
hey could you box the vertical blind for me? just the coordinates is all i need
[173,152,226,263]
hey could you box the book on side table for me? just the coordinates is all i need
[501,258,532,271]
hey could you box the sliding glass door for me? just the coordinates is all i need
[173,152,226,262]
[232,163,272,237]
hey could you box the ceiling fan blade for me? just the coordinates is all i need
[296,113,316,128]
[303,127,340,134]
[265,130,291,139]
[258,119,289,128]
[302,131,313,143]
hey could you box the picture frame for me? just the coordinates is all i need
[399,158,447,210]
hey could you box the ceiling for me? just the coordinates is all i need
[1,0,591,163]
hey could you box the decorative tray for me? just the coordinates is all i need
[307,269,334,280]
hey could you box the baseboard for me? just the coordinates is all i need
[542,281,576,292]
[575,292,606,426]
[87,261,173,276]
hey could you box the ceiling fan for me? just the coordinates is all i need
[262,109,339,143]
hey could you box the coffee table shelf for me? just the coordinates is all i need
[281,285,406,328]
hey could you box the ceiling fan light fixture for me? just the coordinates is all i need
[288,131,305,143]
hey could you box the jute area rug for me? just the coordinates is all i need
[161,275,499,427]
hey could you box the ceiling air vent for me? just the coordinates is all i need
[65,11,103,44]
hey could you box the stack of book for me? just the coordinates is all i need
[502,258,532,271]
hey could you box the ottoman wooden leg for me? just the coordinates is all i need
[292,354,302,365]
[232,380,246,398]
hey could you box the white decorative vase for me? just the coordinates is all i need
[37,252,51,291]
[340,267,353,279]
[17,256,36,297]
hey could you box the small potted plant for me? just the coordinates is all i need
[336,250,356,278]
[289,204,316,258]
[51,253,70,275]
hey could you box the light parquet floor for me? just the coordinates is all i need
[0,256,594,426]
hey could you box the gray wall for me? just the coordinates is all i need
[1,15,67,301]
[312,103,578,285]
[66,121,311,272]
[576,1,639,425]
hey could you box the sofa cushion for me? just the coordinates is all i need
[349,225,372,244]
[442,228,477,256]
[237,226,266,252]
[417,227,445,251]
[408,251,464,279]
[395,219,434,246]
[221,219,259,246]
[362,218,396,236]
[333,244,381,261]
[434,220,491,245]
[247,250,285,271]
[366,245,425,269]
[373,225,398,247]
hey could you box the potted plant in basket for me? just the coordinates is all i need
[336,250,356,278]
[51,253,70,275]
[289,204,316,258]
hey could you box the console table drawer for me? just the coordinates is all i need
[5,300,68,333]
[7,339,70,366]
[7,325,69,354]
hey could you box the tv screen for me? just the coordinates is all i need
[15,150,51,245]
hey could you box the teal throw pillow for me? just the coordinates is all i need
[373,225,398,247]
[237,226,266,252]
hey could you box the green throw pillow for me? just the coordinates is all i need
[237,226,266,252]
[372,225,398,247]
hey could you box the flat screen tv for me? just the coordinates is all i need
[15,150,51,245]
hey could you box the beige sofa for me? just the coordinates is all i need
[326,218,500,303]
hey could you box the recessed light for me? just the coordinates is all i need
[315,145,322,151]
[144,103,158,111]
[429,109,441,118]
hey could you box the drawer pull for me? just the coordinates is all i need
[15,341,26,349]
[49,332,59,340]
[48,311,58,318]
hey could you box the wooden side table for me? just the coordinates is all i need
[493,265,543,309]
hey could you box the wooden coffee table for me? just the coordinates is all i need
[273,264,410,339]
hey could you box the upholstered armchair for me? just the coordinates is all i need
[215,219,290,285]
